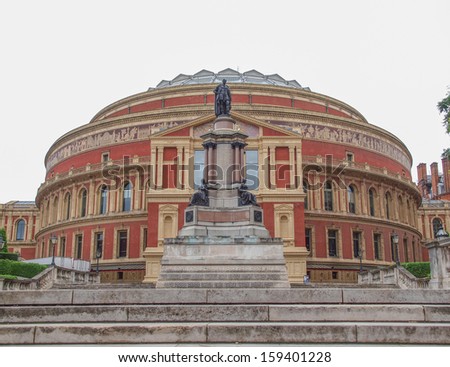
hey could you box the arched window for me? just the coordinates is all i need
[324,181,333,211]
[99,185,108,215]
[432,218,443,238]
[122,181,132,212]
[385,192,392,220]
[369,188,376,216]
[79,189,87,217]
[163,215,174,238]
[64,193,71,220]
[280,215,289,237]
[303,180,309,210]
[15,219,26,241]
[347,185,356,214]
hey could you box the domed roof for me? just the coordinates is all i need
[152,68,310,91]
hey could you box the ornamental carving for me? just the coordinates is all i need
[46,121,186,171]
[286,121,410,169]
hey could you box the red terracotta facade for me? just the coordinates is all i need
[2,71,425,283]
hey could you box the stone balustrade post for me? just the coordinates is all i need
[426,237,450,289]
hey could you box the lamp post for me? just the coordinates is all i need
[392,233,400,266]
[436,226,449,239]
[358,248,364,273]
[50,235,58,266]
[96,243,102,273]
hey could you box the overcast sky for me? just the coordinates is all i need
[1,0,449,203]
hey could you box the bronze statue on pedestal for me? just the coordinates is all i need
[214,79,231,116]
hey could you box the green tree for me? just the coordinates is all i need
[438,89,450,134]
[0,228,7,253]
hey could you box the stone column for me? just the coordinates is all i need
[71,185,77,219]
[88,179,95,216]
[150,148,157,190]
[361,180,367,215]
[295,145,302,190]
[183,146,190,189]
[233,143,240,183]
[269,146,276,189]
[176,147,183,190]
[260,146,268,190]
[289,146,295,189]
[157,148,163,189]
[203,143,209,183]
[27,215,33,241]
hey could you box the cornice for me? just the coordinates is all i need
[35,211,148,238]
[89,82,367,124]
[304,210,422,237]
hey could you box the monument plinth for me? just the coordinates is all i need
[156,81,290,288]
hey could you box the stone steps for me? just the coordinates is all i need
[2,322,450,345]
[157,265,290,288]
[1,288,450,344]
[2,304,450,323]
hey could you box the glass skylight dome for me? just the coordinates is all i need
[151,68,310,91]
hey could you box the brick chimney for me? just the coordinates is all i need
[417,163,428,198]
[431,162,439,198]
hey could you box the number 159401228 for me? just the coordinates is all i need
[260,352,332,363]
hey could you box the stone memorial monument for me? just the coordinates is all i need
[156,80,290,288]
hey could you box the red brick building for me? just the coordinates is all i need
[7,69,425,283]
[0,201,39,259]
[417,157,450,249]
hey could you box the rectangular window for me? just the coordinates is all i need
[404,238,408,263]
[353,232,361,258]
[373,233,382,260]
[118,230,128,258]
[143,228,148,252]
[194,150,205,189]
[75,234,83,259]
[95,232,103,259]
[245,150,259,190]
[60,237,66,258]
[346,152,354,162]
[102,152,110,163]
[328,229,338,257]
[48,239,53,257]
[305,228,311,251]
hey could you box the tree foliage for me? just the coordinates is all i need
[0,228,7,253]
[401,262,431,278]
[438,89,450,134]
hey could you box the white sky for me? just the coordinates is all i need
[0,0,449,203]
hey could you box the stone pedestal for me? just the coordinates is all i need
[426,237,450,289]
[143,247,164,284]
[156,236,290,288]
[153,114,292,289]
[179,205,269,238]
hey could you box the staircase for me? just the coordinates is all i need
[1,287,450,344]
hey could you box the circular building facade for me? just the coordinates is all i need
[35,69,422,284]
